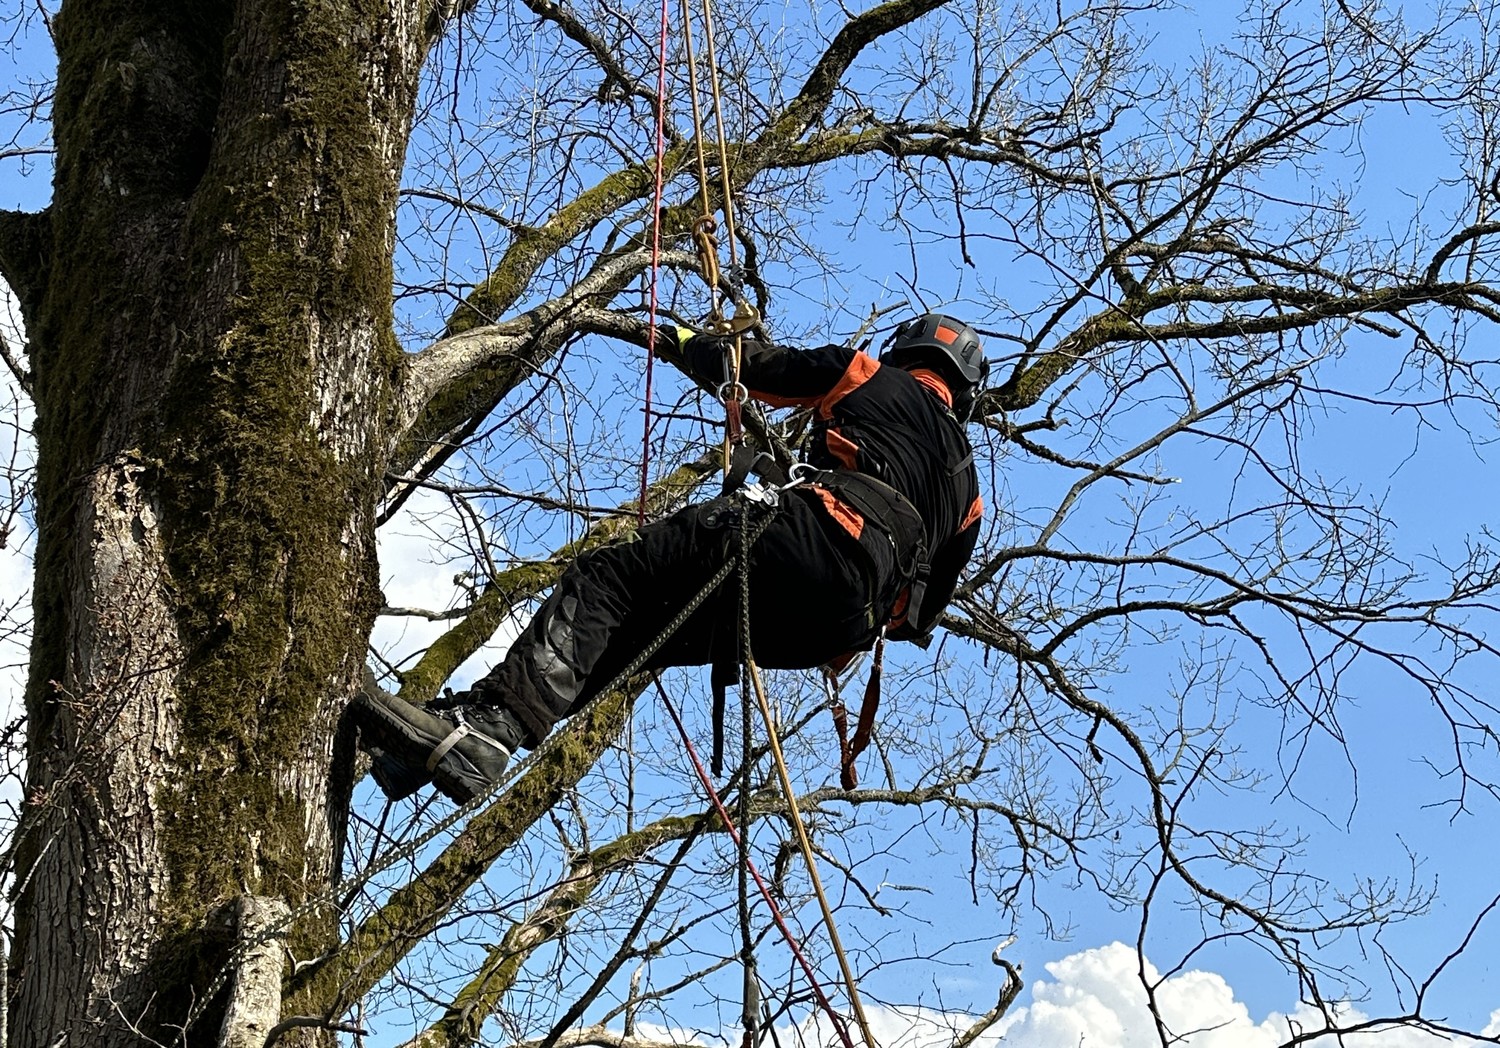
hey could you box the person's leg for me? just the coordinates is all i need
[353,488,899,802]
[353,498,737,802]
[484,487,900,718]
[475,497,738,738]
[641,487,898,670]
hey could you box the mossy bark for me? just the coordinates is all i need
[13,1,438,1044]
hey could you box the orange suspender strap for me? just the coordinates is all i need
[826,634,885,790]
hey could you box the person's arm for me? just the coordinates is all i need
[683,334,861,407]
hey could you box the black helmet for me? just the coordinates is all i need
[882,313,989,418]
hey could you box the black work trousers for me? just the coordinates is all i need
[473,487,900,747]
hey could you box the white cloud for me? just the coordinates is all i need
[991,943,1491,1048]
[372,488,526,690]
[659,943,1497,1048]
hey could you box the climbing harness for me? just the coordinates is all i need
[806,468,932,631]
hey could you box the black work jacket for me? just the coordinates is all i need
[687,336,982,641]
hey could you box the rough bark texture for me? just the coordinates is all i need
[11,1,434,1044]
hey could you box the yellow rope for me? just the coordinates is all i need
[675,15,871,1039]
[747,659,882,1048]
[676,0,745,478]
[677,0,715,231]
[694,0,740,270]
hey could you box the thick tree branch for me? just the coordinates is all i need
[441,163,693,337]
[0,328,30,396]
[291,684,639,1017]
[1425,221,1500,284]
[523,1027,708,1048]
[0,207,48,342]
[992,277,1500,411]
[216,896,290,1048]
[953,958,1024,1048]
[768,0,951,149]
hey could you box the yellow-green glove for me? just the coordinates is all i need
[654,324,699,362]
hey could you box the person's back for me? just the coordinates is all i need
[682,315,985,641]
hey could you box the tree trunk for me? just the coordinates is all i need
[11,2,430,1043]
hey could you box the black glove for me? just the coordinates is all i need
[653,324,701,363]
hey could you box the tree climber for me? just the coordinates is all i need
[354,314,989,803]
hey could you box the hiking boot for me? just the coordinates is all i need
[367,746,433,801]
[353,688,527,805]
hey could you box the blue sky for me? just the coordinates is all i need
[6,0,1500,1044]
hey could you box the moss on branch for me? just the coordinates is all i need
[291,682,640,1015]
[444,155,680,336]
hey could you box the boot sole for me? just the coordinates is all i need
[368,748,432,801]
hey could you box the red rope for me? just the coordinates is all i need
[639,0,672,526]
[652,676,860,1048]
